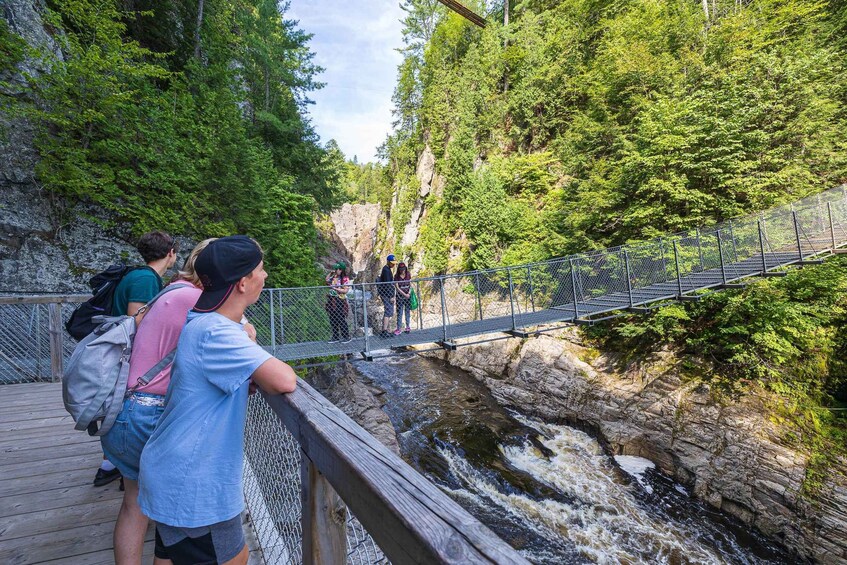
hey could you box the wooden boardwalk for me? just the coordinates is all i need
[0,383,261,564]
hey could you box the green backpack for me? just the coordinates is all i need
[409,288,419,310]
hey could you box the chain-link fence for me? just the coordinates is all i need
[0,300,80,384]
[243,394,387,565]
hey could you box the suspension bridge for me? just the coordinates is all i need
[245,184,847,366]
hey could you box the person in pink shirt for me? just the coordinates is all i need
[101,238,235,564]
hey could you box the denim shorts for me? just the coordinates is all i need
[381,295,394,317]
[101,393,165,481]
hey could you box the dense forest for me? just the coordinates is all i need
[2,0,351,287]
[378,0,847,486]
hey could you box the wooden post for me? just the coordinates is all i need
[48,303,64,383]
[301,451,348,565]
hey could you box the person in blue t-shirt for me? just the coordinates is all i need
[137,235,297,565]
[95,230,179,489]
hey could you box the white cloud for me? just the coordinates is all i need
[288,0,405,162]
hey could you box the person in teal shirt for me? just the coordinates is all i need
[112,231,179,317]
[95,231,178,489]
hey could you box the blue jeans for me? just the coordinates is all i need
[100,393,165,480]
[396,298,411,330]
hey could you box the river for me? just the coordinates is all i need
[352,354,795,564]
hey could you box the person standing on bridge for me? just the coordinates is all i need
[138,236,297,565]
[394,262,412,335]
[378,254,396,338]
[325,262,351,343]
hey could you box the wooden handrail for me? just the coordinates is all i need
[262,383,530,565]
[0,294,89,304]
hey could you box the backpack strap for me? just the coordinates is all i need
[124,283,192,396]
[127,347,176,394]
[133,283,190,318]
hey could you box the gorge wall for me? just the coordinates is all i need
[425,330,847,563]
[1,0,161,293]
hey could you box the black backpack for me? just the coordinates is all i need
[65,264,139,341]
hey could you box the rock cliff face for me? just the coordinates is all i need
[435,330,847,563]
[1,0,156,293]
[308,363,399,454]
[327,203,381,281]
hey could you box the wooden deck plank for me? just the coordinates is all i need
[0,382,264,564]
[0,466,108,497]
[0,454,100,481]
[0,475,121,514]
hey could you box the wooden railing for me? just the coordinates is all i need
[261,381,530,564]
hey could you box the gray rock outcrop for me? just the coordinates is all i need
[308,363,400,454]
[327,203,381,280]
[436,330,847,563]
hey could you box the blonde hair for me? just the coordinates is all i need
[176,238,217,287]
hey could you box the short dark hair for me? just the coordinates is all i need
[137,231,177,263]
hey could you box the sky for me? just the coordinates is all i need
[287,0,406,163]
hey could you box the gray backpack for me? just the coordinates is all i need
[62,285,185,436]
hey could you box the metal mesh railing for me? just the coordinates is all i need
[242,394,387,565]
[0,301,79,384]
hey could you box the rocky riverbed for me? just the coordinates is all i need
[421,329,847,563]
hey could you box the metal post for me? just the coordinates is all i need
[526,265,535,312]
[827,201,837,251]
[507,268,517,331]
[439,277,448,344]
[416,281,423,330]
[717,232,727,285]
[569,258,579,319]
[659,239,668,281]
[792,210,803,260]
[279,290,285,345]
[622,250,634,308]
[269,289,276,351]
[728,220,738,263]
[672,241,683,298]
[361,284,370,357]
[474,273,483,320]
[696,228,704,272]
[758,220,768,273]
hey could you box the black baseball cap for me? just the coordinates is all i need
[193,235,263,312]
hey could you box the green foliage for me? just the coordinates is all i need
[16,0,338,287]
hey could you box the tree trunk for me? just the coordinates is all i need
[194,0,205,59]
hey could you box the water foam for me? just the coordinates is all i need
[437,416,724,564]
